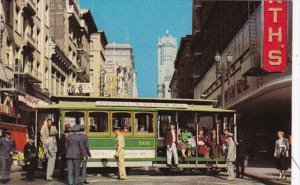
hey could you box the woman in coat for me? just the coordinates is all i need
[197,128,208,157]
[274,131,289,180]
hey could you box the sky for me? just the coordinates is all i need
[80,0,192,97]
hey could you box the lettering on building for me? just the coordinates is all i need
[263,0,287,72]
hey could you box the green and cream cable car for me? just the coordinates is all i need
[36,96,236,170]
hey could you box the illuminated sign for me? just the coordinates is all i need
[263,0,287,72]
[95,101,188,108]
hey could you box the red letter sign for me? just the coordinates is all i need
[263,0,287,72]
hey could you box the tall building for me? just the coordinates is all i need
[157,31,177,98]
[0,0,101,126]
[171,1,291,159]
[89,31,108,97]
[104,43,137,97]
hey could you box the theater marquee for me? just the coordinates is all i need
[263,0,287,72]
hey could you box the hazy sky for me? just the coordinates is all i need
[80,0,192,97]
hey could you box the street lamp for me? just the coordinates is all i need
[215,51,233,108]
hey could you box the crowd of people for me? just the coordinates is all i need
[0,119,290,183]
[164,123,290,181]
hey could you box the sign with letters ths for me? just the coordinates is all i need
[263,0,287,72]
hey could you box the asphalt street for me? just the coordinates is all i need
[3,168,271,185]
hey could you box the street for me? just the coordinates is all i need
[4,168,282,185]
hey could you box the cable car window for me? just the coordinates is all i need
[112,112,131,132]
[88,112,108,132]
[134,113,154,133]
[65,112,85,128]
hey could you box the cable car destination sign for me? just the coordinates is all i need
[263,0,287,72]
[95,101,188,109]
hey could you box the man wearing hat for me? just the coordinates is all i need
[0,130,16,183]
[45,130,58,181]
[79,125,91,184]
[66,124,86,185]
[24,136,38,181]
[58,124,71,180]
[113,125,127,180]
[226,132,236,181]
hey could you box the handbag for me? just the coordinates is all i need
[280,149,286,158]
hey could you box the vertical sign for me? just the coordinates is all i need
[263,0,287,72]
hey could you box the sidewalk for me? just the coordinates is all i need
[11,164,22,173]
[244,158,291,185]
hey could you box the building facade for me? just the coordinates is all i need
[104,43,137,97]
[171,1,291,159]
[157,31,177,98]
[0,0,101,126]
[89,31,108,97]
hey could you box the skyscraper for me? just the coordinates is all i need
[157,31,177,98]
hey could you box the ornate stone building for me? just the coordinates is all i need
[0,0,102,125]
[104,43,137,97]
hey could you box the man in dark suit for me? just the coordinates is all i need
[236,138,247,178]
[24,136,38,181]
[0,130,16,183]
[58,124,71,180]
[79,125,91,184]
[66,124,86,185]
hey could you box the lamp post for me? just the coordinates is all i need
[214,51,233,108]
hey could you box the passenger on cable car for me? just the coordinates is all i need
[208,129,218,158]
[219,129,229,158]
[197,127,209,158]
[165,124,180,170]
[139,124,145,132]
[177,128,186,158]
[181,126,193,158]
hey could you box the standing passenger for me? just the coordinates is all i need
[165,124,180,169]
[0,130,16,183]
[226,133,236,181]
[66,124,85,185]
[274,131,289,180]
[113,125,127,180]
[208,129,218,158]
[45,130,58,181]
[41,119,58,146]
[80,125,91,184]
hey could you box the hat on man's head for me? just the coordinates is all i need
[227,132,234,138]
[50,130,57,136]
[80,125,85,131]
[71,124,81,132]
[113,125,121,131]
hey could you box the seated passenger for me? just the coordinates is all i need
[177,128,186,158]
[181,127,193,158]
[198,127,208,158]
[139,124,145,132]
[219,129,229,158]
